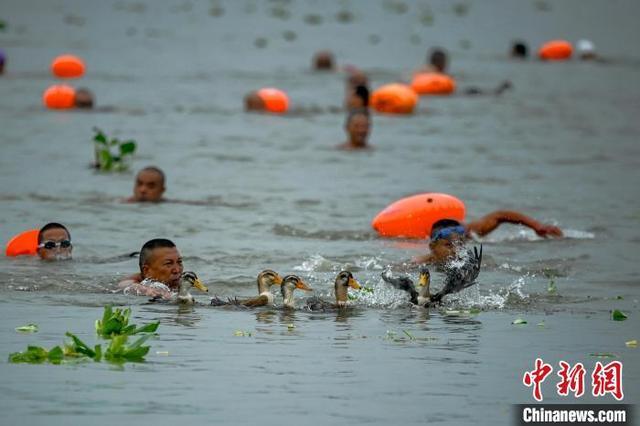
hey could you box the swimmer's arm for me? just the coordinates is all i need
[465,210,563,238]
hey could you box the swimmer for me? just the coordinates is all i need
[345,84,369,111]
[576,39,597,60]
[338,110,371,150]
[0,49,5,74]
[37,222,72,261]
[74,87,94,109]
[511,41,528,58]
[125,166,166,203]
[463,80,513,96]
[118,238,184,298]
[345,67,369,92]
[244,91,266,112]
[414,212,563,266]
[312,50,335,71]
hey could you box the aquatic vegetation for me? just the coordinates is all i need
[254,37,268,48]
[15,324,38,333]
[8,306,158,365]
[512,318,528,325]
[625,340,637,348]
[547,280,557,294]
[611,310,627,321]
[335,10,354,23]
[282,30,297,41]
[92,127,136,172]
[0,19,7,31]
[303,14,323,25]
[95,305,159,339]
[234,330,253,337]
[589,353,617,359]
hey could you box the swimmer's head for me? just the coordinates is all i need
[133,166,166,202]
[576,39,596,60]
[345,110,371,148]
[428,48,448,73]
[37,222,72,261]
[244,91,266,112]
[312,50,335,71]
[511,41,528,58]
[428,219,466,262]
[139,238,183,289]
[74,87,94,109]
[346,85,370,110]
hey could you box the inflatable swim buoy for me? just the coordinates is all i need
[538,40,573,61]
[370,83,418,114]
[43,85,76,109]
[51,54,85,78]
[257,88,289,113]
[411,73,456,95]
[5,229,39,257]
[371,193,466,239]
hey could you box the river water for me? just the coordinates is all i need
[0,0,639,425]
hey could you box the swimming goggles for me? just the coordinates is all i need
[38,240,72,250]
[431,226,466,241]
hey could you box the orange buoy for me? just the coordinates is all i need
[411,73,456,95]
[43,84,76,109]
[257,88,289,113]
[51,54,85,78]
[538,40,573,61]
[5,229,39,257]
[370,83,418,114]
[371,193,466,239]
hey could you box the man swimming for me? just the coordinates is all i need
[338,110,371,150]
[414,211,562,266]
[118,238,184,298]
[37,222,73,261]
[126,166,166,203]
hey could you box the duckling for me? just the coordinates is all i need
[210,269,284,307]
[381,245,482,306]
[280,275,313,309]
[304,271,361,311]
[177,271,209,304]
[381,265,431,306]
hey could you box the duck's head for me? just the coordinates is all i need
[179,271,209,294]
[280,275,313,308]
[417,266,431,298]
[334,271,361,305]
[257,269,284,294]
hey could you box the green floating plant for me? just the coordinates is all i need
[15,324,38,333]
[612,310,628,321]
[92,127,136,172]
[8,306,158,365]
[547,280,557,294]
[104,335,151,363]
[95,305,159,339]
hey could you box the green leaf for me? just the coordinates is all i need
[402,330,415,340]
[119,141,136,155]
[65,332,97,358]
[93,129,108,145]
[15,324,38,333]
[132,322,159,335]
[98,149,113,170]
[612,310,628,321]
[547,280,557,294]
[625,340,637,348]
[9,346,49,363]
[47,346,64,364]
[512,318,527,325]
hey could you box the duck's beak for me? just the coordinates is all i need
[348,277,361,290]
[419,273,430,287]
[296,280,313,292]
[193,278,209,293]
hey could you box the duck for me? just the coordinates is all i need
[304,271,361,311]
[177,271,209,304]
[382,245,482,306]
[381,265,431,306]
[280,275,314,309]
[210,269,284,307]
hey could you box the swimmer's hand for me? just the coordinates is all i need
[534,224,563,238]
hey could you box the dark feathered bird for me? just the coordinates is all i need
[430,245,482,303]
[381,266,430,306]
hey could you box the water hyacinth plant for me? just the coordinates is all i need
[92,127,136,171]
[8,306,158,365]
